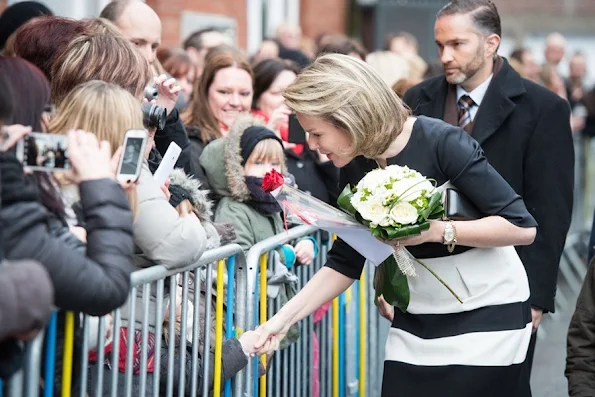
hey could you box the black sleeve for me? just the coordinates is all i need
[324,167,366,279]
[517,98,573,312]
[2,180,135,316]
[566,260,595,396]
[316,159,340,207]
[437,127,538,228]
[154,109,194,175]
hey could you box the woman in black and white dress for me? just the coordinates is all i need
[251,53,537,397]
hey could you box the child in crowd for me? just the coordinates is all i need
[200,114,318,350]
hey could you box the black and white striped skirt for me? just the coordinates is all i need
[381,246,532,397]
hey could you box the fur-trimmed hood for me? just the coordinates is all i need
[168,168,213,222]
[200,113,269,202]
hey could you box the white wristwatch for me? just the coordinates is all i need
[443,221,457,253]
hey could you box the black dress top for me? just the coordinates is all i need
[326,116,538,279]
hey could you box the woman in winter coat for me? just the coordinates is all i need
[48,81,212,396]
[0,58,134,393]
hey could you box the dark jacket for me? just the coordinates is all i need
[566,258,595,396]
[285,147,340,207]
[154,108,194,175]
[403,57,574,313]
[0,152,135,316]
[159,338,248,396]
[187,125,213,193]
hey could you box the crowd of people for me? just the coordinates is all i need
[0,0,592,396]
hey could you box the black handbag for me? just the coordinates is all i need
[443,188,482,221]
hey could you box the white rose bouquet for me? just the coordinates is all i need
[262,167,461,312]
[338,165,462,312]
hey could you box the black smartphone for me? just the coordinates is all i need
[16,132,70,172]
[288,113,307,144]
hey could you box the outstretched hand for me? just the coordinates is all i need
[252,315,292,356]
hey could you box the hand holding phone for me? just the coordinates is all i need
[67,130,113,182]
[153,142,181,186]
[116,129,148,183]
[16,131,70,172]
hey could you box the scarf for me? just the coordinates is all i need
[245,176,281,214]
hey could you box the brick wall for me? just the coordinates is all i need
[147,0,247,48]
[300,0,348,41]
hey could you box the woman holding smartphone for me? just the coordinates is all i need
[49,80,216,396]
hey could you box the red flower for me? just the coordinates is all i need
[261,169,285,193]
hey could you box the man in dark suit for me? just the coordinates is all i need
[404,0,574,378]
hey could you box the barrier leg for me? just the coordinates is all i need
[214,260,226,396]
[61,311,75,397]
[259,254,268,397]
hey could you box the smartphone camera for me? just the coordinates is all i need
[142,103,167,130]
[16,132,70,172]
[117,129,148,183]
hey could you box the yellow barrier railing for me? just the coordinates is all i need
[259,253,268,397]
[61,311,74,397]
[213,259,226,396]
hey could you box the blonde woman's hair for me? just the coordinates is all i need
[51,33,151,106]
[283,53,409,158]
[48,80,143,216]
[366,51,410,87]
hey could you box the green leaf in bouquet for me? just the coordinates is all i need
[337,184,357,215]
[420,192,443,220]
[373,254,410,312]
[429,203,445,219]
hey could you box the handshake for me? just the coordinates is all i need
[237,321,287,358]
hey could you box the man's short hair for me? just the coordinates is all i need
[183,28,221,51]
[99,0,132,23]
[437,0,501,38]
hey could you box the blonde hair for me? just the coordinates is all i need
[48,80,142,216]
[283,53,409,158]
[365,51,410,87]
[245,139,287,173]
[51,33,151,106]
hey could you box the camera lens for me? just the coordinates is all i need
[144,84,158,102]
[142,103,167,130]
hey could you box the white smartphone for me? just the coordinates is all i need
[153,142,182,186]
[15,132,70,172]
[117,129,148,183]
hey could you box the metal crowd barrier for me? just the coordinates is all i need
[3,229,385,397]
[2,244,245,397]
[244,226,376,397]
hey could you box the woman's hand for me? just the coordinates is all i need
[377,295,394,322]
[0,124,31,151]
[266,105,291,135]
[381,220,443,250]
[253,314,292,355]
[69,225,87,243]
[67,130,113,183]
[294,239,315,265]
[154,74,181,114]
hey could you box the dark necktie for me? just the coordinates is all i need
[458,95,476,129]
